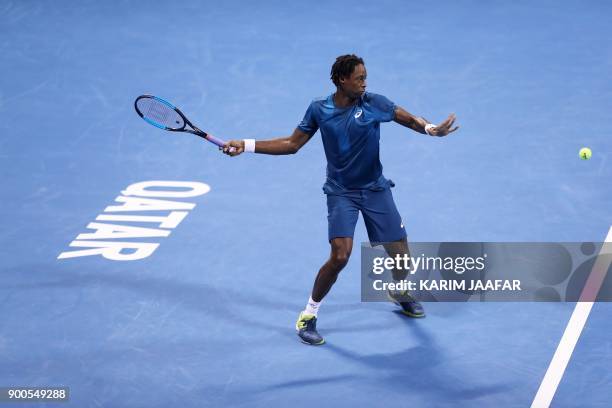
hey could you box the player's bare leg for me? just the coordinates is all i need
[296,237,353,345]
[312,237,353,301]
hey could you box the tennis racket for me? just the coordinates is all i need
[134,95,232,150]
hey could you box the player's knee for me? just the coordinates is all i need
[331,250,351,268]
[329,237,353,270]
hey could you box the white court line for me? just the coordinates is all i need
[531,227,612,408]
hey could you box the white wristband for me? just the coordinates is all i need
[424,124,436,136]
[243,139,256,153]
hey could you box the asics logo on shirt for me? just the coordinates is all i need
[354,109,363,118]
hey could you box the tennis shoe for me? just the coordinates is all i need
[388,290,425,317]
[295,312,325,345]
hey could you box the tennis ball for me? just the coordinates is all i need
[579,147,592,160]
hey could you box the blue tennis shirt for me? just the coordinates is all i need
[297,92,397,194]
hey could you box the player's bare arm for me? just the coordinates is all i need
[221,128,312,157]
[393,106,459,136]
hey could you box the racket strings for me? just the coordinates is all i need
[146,101,172,127]
[139,98,184,130]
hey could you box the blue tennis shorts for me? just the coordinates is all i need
[326,187,407,243]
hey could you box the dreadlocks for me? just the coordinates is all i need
[330,54,364,87]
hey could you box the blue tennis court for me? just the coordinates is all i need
[1,1,611,407]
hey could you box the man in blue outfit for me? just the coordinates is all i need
[223,54,458,345]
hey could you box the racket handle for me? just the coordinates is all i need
[204,133,225,147]
[206,134,236,153]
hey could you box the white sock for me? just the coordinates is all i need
[304,296,321,317]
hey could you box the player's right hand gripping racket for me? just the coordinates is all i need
[134,95,233,151]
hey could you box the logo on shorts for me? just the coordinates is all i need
[354,109,363,118]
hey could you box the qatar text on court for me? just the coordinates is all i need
[58,181,210,261]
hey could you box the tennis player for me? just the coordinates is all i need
[223,54,458,345]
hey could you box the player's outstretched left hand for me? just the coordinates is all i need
[221,140,244,156]
[430,113,459,137]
